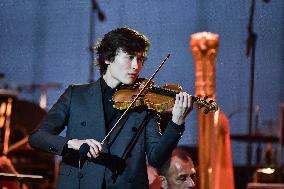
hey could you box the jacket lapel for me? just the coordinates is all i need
[107,110,132,147]
[86,80,106,141]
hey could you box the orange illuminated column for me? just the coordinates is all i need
[190,32,234,189]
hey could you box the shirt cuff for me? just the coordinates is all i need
[61,138,73,156]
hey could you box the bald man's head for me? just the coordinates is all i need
[159,148,196,189]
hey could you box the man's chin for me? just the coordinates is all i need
[122,78,136,85]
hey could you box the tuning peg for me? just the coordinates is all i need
[203,96,208,100]
[192,96,198,102]
[204,109,209,114]
[209,100,214,103]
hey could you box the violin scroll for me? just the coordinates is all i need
[193,96,218,114]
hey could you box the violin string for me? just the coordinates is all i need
[100,54,171,145]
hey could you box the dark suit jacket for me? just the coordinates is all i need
[29,80,184,189]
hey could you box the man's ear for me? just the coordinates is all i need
[159,176,168,189]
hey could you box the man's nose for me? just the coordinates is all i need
[186,178,195,188]
[131,57,139,70]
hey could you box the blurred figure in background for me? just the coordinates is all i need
[147,162,161,189]
[158,147,196,189]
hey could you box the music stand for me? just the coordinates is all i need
[0,173,44,189]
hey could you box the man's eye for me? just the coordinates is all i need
[137,58,143,62]
[137,57,146,62]
[177,176,187,182]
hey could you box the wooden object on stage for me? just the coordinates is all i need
[190,32,234,189]
[0,89,17,155]
[277,103,284,166]
[0,173,44,189]
[8,100,55,188]
[0,98,55,188]
[247,183,284,189]
[0,173,44,183]
[191,31,218,189]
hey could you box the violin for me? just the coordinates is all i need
[112,78,218,114]
[101,54,217,145]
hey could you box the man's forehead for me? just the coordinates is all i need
[116,49,146,56]
[170,156,195,174]
[172,156,193,164]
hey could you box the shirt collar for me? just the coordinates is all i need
[100,77,120,95]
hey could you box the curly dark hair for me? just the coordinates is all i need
[95,28,150,75]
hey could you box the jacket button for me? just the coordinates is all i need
[78,172,84,179]
[81,121,87,126]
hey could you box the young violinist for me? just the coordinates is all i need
[29,27,193,189]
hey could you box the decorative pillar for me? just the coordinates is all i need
[190,32,219,189]
[190,32,234,189]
